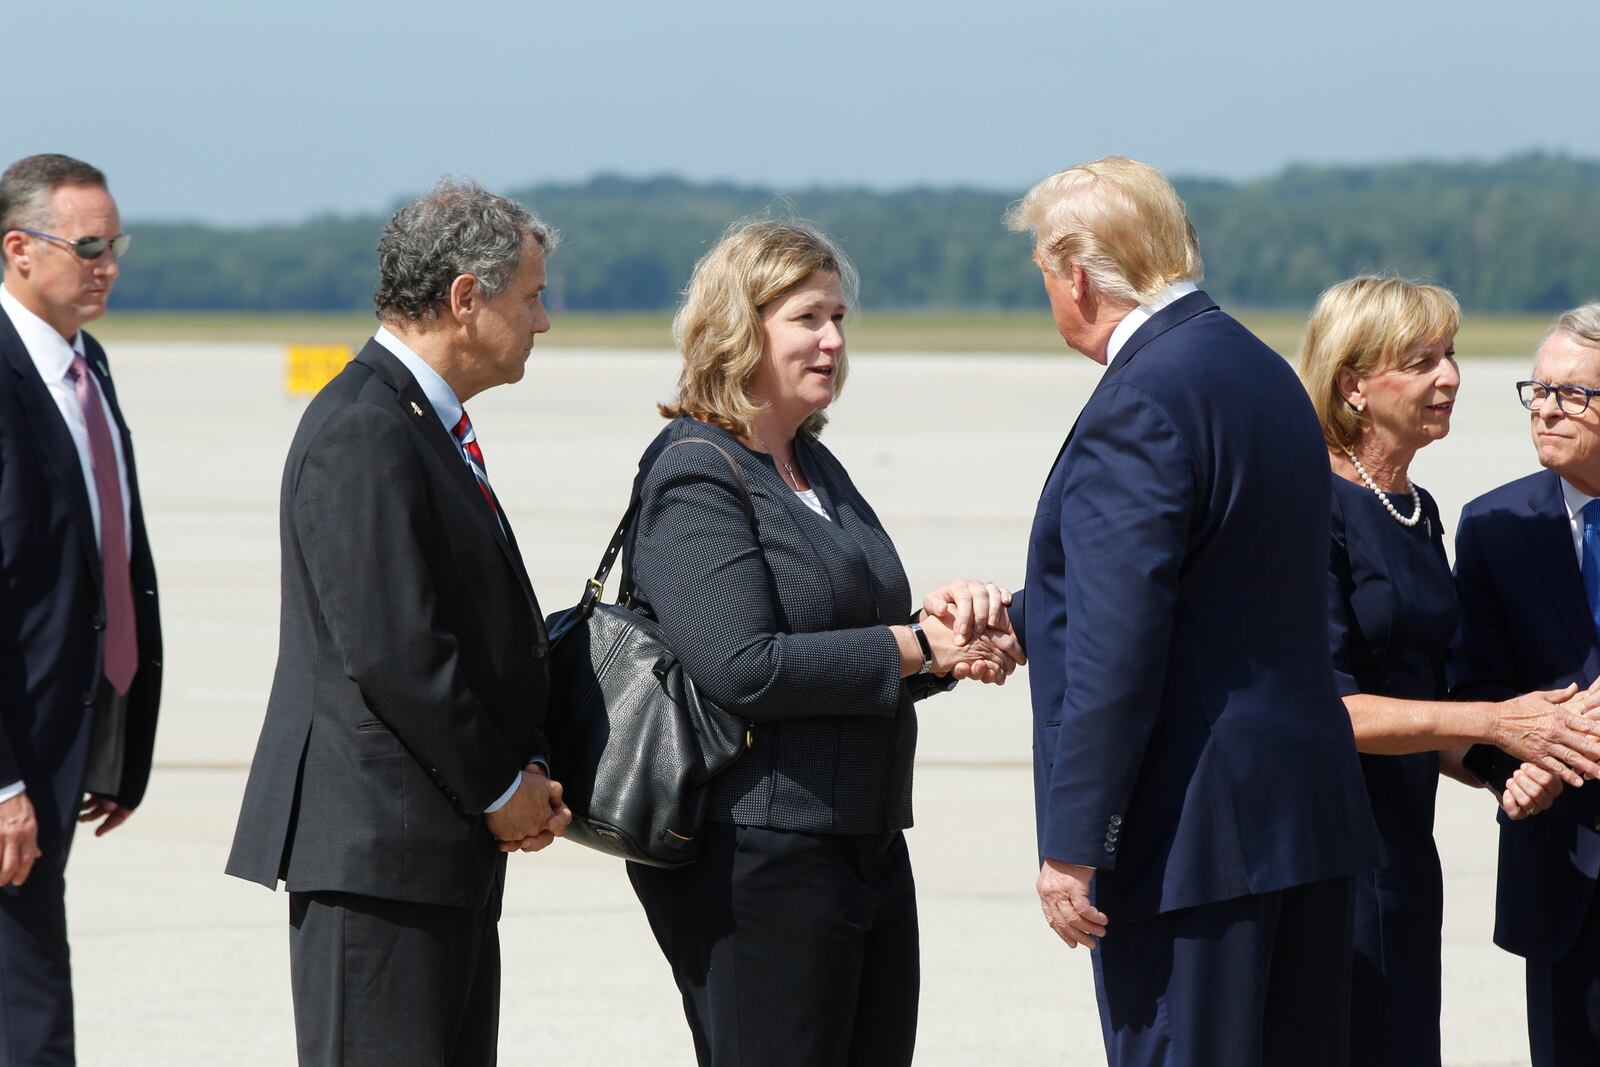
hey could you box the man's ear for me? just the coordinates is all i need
[1069,263,1091,306]
[1,231,31,274]
[446,273,479,323]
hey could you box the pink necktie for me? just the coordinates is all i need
[69,355,138,694]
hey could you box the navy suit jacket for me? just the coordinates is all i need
[1450,468,1600,963]
[0,305,163,846]
[1013,291,1379,922]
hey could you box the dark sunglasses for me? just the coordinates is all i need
[13,229,131,260]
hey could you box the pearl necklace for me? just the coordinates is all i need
[1344,450,1422,527]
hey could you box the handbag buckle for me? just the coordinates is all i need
[584,577,605,602]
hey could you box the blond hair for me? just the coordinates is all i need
[1003,156,1203,304]
[1297,275,1461,452]
[661,218,858,439]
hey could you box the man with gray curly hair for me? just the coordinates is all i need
[227,178,571,1066]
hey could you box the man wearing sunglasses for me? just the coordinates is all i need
[0,153,161,1065]
[1452,303,1600,1066]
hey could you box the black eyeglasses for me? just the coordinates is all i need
[12,229,131,260]
[1517,380,1600,415]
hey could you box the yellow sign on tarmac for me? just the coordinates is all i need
[284,345,352,396]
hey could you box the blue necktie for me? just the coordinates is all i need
[1583,499,1600,638]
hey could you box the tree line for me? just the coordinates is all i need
[108,154,1600,313]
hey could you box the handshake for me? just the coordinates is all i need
[1489,675,1600,820]
[911,578,1028,685]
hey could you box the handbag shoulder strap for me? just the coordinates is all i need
[577,435,753,617]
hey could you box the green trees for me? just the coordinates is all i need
[107,155,1600,313]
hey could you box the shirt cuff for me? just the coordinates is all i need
[482,774,522,814]
[0,781,24,804]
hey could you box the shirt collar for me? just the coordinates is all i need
[1105,281,1200,364]
[0,284,86,380]
[1561,476,1600,524]
[374,325,462,435]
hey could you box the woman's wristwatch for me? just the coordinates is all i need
[908,621,935,675]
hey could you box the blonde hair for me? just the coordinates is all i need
[1003,156,1203,304]
[1297,275,1461,452]
[661,217,859,439]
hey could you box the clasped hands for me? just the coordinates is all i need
[485,763,573,853]
[1492,676,1600,819]
[919,579,1027,684]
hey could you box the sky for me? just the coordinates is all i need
[5,0,1594,225]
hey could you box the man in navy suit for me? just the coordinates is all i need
[1451,303,1600,1066]
[0,154,162,1064]
[1004,157,1379,1066]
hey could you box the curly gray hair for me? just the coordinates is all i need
[374,178,557,322]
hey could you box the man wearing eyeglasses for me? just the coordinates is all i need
[0,153,161,1065]
[1452,302,1600,1066]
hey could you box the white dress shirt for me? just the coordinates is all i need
[1104,281,1201,365]
[372,327,523,814]
[0,285,132,554]
[793,488,830,521]
[1561,478,1599,567]
[0,286,137,805]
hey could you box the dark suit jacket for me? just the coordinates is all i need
[1450,468,1600,963]
[1013,291,1379,922]
[226,340,550,911]
[628,417,948,833]
[0,306,162,845]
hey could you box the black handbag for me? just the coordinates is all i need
[544,437,754,868]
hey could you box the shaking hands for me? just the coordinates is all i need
[908,578,1027,685]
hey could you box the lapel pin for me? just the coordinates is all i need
[95,359,109,377]
[410,401,424,417]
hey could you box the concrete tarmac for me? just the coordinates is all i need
[66,339,1544,1065]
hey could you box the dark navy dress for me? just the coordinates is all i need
[1326,473,1457,1067]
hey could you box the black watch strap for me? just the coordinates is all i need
[909,621,935,675]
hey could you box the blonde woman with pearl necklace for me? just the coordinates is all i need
[1298,276,1600,1066]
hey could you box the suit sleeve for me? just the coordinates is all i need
[631,441,906,723]
[1449,505,1521,786]
[1449,506,1519,703]
[1041,383,1194,869]
[292,405,522,815]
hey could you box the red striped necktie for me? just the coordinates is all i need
[451,410,498,516]
[69,355,138,694]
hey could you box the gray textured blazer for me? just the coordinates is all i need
[629,416,946,833]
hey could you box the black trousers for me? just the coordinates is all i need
[628,824,919,1067]
[288,890,500,1067]
[1526,888,1600,1066]
[0,844,75,1066]
[1091,875,1356,1067]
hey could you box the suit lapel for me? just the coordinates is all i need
[0,306,101,581]
[352,340,538,611]
[1522,470,1599,668]
[1039,290,1220,495]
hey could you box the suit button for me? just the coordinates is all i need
[80,691,95,706]
[91,614,105,631]
[1104,842,1116,854]
[1109,815,1122,828]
